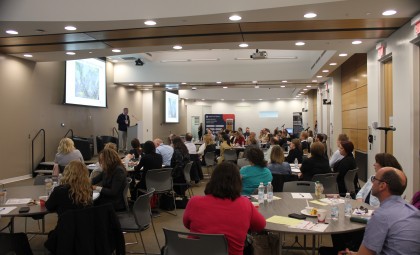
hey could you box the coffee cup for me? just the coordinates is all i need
[317,209,327,223]
[305,206,314,214]
[39,196,48,207]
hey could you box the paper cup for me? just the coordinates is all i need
[317,209,327,223]
[39,196,48,207]
[305,206,314,214]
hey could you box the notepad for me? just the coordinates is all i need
[310,200,328,206]
[0,206,17,215]
[266,216,303,226]
[290,220,329,232]
[5,198,32,205]
[251,195,281,201]
[291,193,313,199]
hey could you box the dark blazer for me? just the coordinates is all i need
[134,153,163,190]
[45,185,87,217]
[45,203,125,255]
[333,154,357,194]
[171,149,190,183]
[116,113,130,131]
[92,165,127,212]
[285,148,303,164]
[300,155,331,181]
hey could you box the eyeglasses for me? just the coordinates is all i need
[371,175,388,184]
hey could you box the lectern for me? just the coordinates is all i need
[127,121,143,144]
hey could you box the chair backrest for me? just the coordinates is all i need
[123,177,132,212]
[283,181,315,193]
[163,228,228,255]
[145,168,173,193]
[312,173,339,194]
[223,149,237,161]
[344,168,359,194]
[237,158,250,168]
[272,174,299,192]
[204,151,216,167]
[132,188,155,229]
[34,175,51,185]
[183,162,193,183]
[89,168,102,180]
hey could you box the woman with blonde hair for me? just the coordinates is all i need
[46,160,92,216]
[54,138,84,167]
[268,145,292,175]
[197,134,216,164]
[92,148,127,212]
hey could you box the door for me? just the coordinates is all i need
[191,116,200,141]
[383,60,393,154]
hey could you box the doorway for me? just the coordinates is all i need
[383,59,393,154]
[191,116,200,141]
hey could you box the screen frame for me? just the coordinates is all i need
[165,91,180,123]
[64,57,107,108]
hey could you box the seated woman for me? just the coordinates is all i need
[54,138,84,173]
[299,142,330,181]
[356,153,402,207]
[92,148,127,212]
[45,160,93,253]
[285,138,303,164]
[234,131,246,146]
[268,145,292,175]
[300,131,310,154]
[171,136,191,195]
[333,141,357,194]
[183,162,266,255]
[197,134,216,165]
[131,141,162,200]
[129,138,142,159]
[240,147,273,195]
[217,134,232,164]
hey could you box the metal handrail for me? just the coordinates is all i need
[64,129,74,138]
[112,127,119,137]
[31,129,45,175]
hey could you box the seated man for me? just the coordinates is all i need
[154,138,174,167]
[339,167,420,255]
[184,133,197,155]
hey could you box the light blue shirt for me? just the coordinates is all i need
[356,175,380,207]
[362,195,420,255]
[240,165,272,196]
[156,144,174,166]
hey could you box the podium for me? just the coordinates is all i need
[127,121,143,144]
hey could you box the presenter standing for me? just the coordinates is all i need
[116,107,130,152]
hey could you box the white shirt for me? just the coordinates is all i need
[356,176,380,207]
[185,141,197,154]
[329,149,344,167]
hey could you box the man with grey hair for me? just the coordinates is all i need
[154,138,174,167]
[116,107,130,151]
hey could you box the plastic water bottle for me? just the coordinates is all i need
[58,173,63,185]
[344,193,352,217]
[267,182,273,203]
[294,158,299,168]
[258,182,265,204]
[51,181,58,194]
[331,195,339,220]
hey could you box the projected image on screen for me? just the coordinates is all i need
[165,91,179,123]
[65,58,107,107]
[75,61,99,100]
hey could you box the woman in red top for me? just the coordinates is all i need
[183,162,266,255]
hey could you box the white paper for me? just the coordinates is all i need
[319,198,345,204]
[5,198,32,205]
[0,206,17,215]
[291,167,301,173]
[289,220,329,232]
[291,193,313,199]
[352,209,374,217]
[251,195,281,201]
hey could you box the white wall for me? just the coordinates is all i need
[367,21,420,198]
[185,99,306,133]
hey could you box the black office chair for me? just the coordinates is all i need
[271,174,298,192]
[312,173,339,194]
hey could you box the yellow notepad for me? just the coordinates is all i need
[266,216,303,226]
[310,200,328,206]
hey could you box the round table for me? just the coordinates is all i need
[256,192,372,254]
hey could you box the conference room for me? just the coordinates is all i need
[1,0,420,254]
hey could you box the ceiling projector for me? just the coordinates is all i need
[250,49,267,59]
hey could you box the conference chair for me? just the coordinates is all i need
[162,228,228,255]
[237,158,250,168]
[223,149,237,162]
[271,174,299,192]
[204,151,216,177]
[118,188,160,255]
[122,177,132,212]
[312,173,339,194]
[27,176,50,234]
[0,233,33,255]
[344,168,359,195]
[173,162,194,198]
[283,181,315,193]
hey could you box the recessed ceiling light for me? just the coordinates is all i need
[312,80,317,82]
[229,15,242,21]
[382,10,397,16]
[64,26,77,31]
[255,85,260,88]
[295,42,305,46]
[201,99,205,101]
[322,70,329,73]
[239,43,249,48]
[155,83,160,85]
[144,88,149,91]
[221,99,225,101]
[300,92,304,94]
[242,99,245,101]
[23,54,33,58]
[352,40,362,45]
[112,60,118,63]
[6,30,18,35]
[276,98,280,100]
[282,80,288,83]
[252,81,258,84]
[144,20,157,26]
[316,75,322,78]
[181,82,187,85]
[281,85,286,88]
[185,98,189,100]
[339,53,348,57]
[216,81,222,84]
[192,87,197,90]
[329,63,337,66]
[306,85,312,88]
[296,95,300,97]
[129,83,134,86]
[223,86,228,89]
[259,99,263,101]
[173,45,182,50]
[88,52,93,54]
[303,89,308,91]
[112,49,121,53]
[168,88,173,90]
[66,52,76,55]
[304,13,317,18]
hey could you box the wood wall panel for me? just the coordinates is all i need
[357,108,368,130]
[342,110,358,129]
[341,76,357,94]
[342,90,357,111]
[357,65,368,87]
[357,130,368,152]
[356,85,368,108]
[343,128,358,149]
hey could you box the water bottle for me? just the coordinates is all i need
[344,192,352,217]
[331,195,339,220]
[58,173,63,185]
[51,181,58,194]
[267,182,273,203]
[294,158,299,169]
[258,182,265,204]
